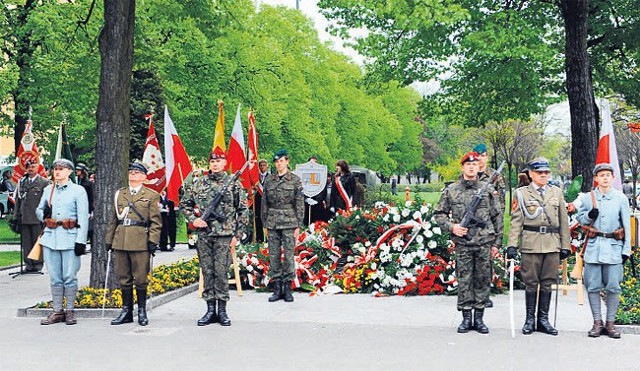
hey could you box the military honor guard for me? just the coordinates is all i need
[180,148,249,326]
[106,161,162,326]
[36,159,89,325]
[262,149,305,302]
[434,152,503,334]
[575,163,631,338]
[507,157,570,336]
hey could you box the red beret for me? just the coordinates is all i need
[210,147,227,160]
[460,151,480,165]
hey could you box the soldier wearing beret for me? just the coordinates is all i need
[106,161,162,326]
[180,148,249,326]
[507,157,570,336]
[36,159,89,325]
[262,149,305,302]
[434,152,503,334]
[13,160,50,272]
[575,163,631,338]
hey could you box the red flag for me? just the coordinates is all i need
[595,101,622,190]
[247,110,261,194]
[142,114,167,193]
[163,106,193,204]
[12,117,45,183]
[227,103,251,189]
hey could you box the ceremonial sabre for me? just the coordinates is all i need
[509,259,515,338]
[148,254,155,311]
[101,250,112,318]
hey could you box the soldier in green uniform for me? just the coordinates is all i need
[507,157,570,336]
[434,152,503,334]
[262,149,305,303]
[473,143,507,308]
[180,148,249,326]
[106,161,162,326]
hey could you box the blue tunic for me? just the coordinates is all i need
[36,182,89,250]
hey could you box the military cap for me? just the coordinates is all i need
[75,162,89,172]
[273,149,288,161]
[52,158,74,170]
[593,163,614,175]
[128,161,148,174]
[209,147,227,160]
[528,157,551,172]
[460,151,480,165]
[472,143,487,154]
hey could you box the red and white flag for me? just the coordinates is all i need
[595,101,622,190]
[142,114,166,193]
[12,117,45,183]
[164,106,193,204]
[247,110,261,194]
[227,103,252,190]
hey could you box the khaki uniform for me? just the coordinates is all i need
[106,186,162,290]
[14,175,50,271]
[508,184,570,291]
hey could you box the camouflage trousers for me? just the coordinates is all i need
[267,228,296,282]
[197,235,231,302]
[455,244,491,311]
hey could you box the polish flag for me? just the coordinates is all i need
[247,110,261,194]
[227,103,251,189]
[164,106,193,203]
[595,101,622,190]
[12,116,45,183]
[142,113,167,193]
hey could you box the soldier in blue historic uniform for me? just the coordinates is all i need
[180,148,249,326]
[262,149,305,302]
[36,159,89,326]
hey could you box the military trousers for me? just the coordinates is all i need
[455,244,491,310]
[267,228,296,282]
[114,250,150,290]
[197,235,231,302]
[521,252,559,292]
[584,262,623,294]
[20,223,43,271]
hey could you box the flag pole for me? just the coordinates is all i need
[252,198,257,244]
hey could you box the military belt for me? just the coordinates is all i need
[118,219,149,227]
[522,225,559,234]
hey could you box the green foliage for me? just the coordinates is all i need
[564,175,583,202]
[0,251,21,268]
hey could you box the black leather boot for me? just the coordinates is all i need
[457,310,473,333]
[137,289,148,326]
[197,300,218,326]
[268,281,283,302]
[522,291,537,335]
[217,299,231,326]
[283,281,294,302]
[474,309,489,334]
[536,290,558,335]
[111,288,134,325]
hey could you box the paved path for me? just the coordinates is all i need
[1,244,638,370]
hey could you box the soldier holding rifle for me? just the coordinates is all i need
[180,148,249,327]
[575,163,630,339]
[507,157,570,336]
[434,152,503,334]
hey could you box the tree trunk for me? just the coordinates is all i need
[561,0,598,191]
[91,0,136,288]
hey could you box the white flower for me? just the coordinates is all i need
[347,256,355,262]
[402,208,410,217]
[433,227,441,235]
[364,240,372,247]
[421,221,431,230]
[416,235,424,244]
[428,240,437,249]
[389,207,399,215]
[424,230,433,238]
[420,205,429,214]
[355,215,360,220]
[383,214,390,222]
[393,214,401,222]
[413,211,421,220]
[371,262,377,270]
[246,266,254,272]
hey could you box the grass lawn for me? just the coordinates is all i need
[0,219,20,244]
[0,251,21,267]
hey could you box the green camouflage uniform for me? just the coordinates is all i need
[434,179,503,310]
[261,171,305,282]
[478,167,507,215]
[180,171,249,301]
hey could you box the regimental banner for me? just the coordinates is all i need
[295,161,327,198]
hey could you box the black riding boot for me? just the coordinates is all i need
[217,299,231,326]
[137,289,149,326]
[283,281,294,302]
[536,290,558,335]
[111,288,134,325]
[457,310,473,333]
[197,300,218,326]
[474,309,489,334]
[522,291,537,335]
[268,281,284,302]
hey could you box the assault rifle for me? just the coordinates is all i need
[200,161,251,226]
[459,160,506,240]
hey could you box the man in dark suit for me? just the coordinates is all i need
[159,190,177,251]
